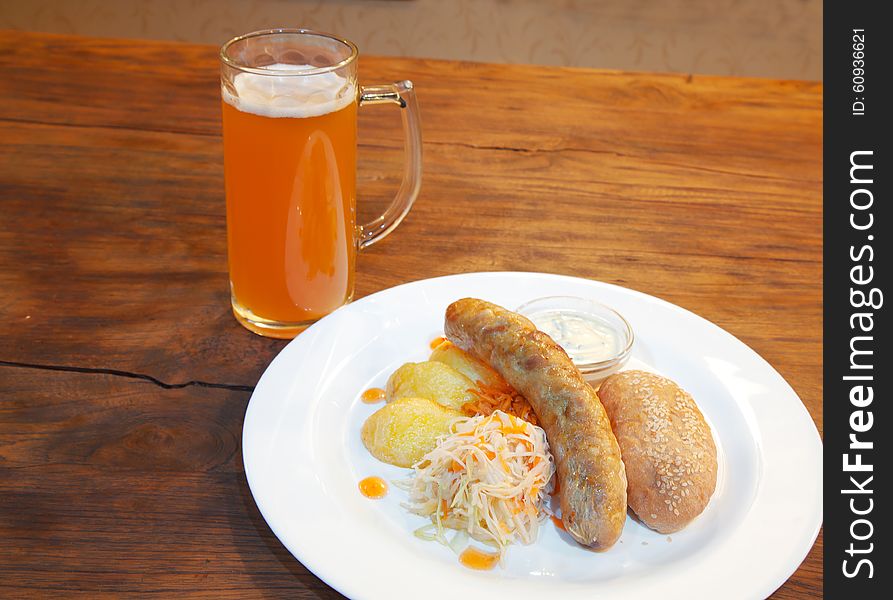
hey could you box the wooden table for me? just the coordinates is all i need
[0,31,822,598]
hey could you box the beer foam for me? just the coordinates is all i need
[222,63,356,118]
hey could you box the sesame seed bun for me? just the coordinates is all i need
[598,370,717,534]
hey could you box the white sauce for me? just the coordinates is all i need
[528,309,624,365]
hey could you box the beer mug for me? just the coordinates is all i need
[220,29,421,338]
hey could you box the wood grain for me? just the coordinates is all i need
[0,369,345,599]
[0,30,821,598]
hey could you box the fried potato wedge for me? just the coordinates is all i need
[361,397,462,467]
[429,341,508,388]
[386,361,477,411]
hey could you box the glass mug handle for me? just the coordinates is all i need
[356,81,422,249]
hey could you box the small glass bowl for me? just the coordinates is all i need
[516,296,634,385]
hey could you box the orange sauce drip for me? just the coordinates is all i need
[458,547,499,571]
[429,336,448,349]
[551,515,566,531]
[358,476,388,499]
[361,387,386,403]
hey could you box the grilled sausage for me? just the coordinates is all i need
[444,298,627,549]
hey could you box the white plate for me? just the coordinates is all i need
[243,272,822,600]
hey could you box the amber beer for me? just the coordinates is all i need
[220,30,421,337]
[222,70,358,335]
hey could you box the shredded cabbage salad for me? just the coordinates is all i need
[398,411,555,556]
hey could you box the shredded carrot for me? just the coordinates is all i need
[429,336,448,350]
[499,454,510,472]
[461,381,539,426]
[502,424,529,436]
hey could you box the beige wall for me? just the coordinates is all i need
[0,0,822,80]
